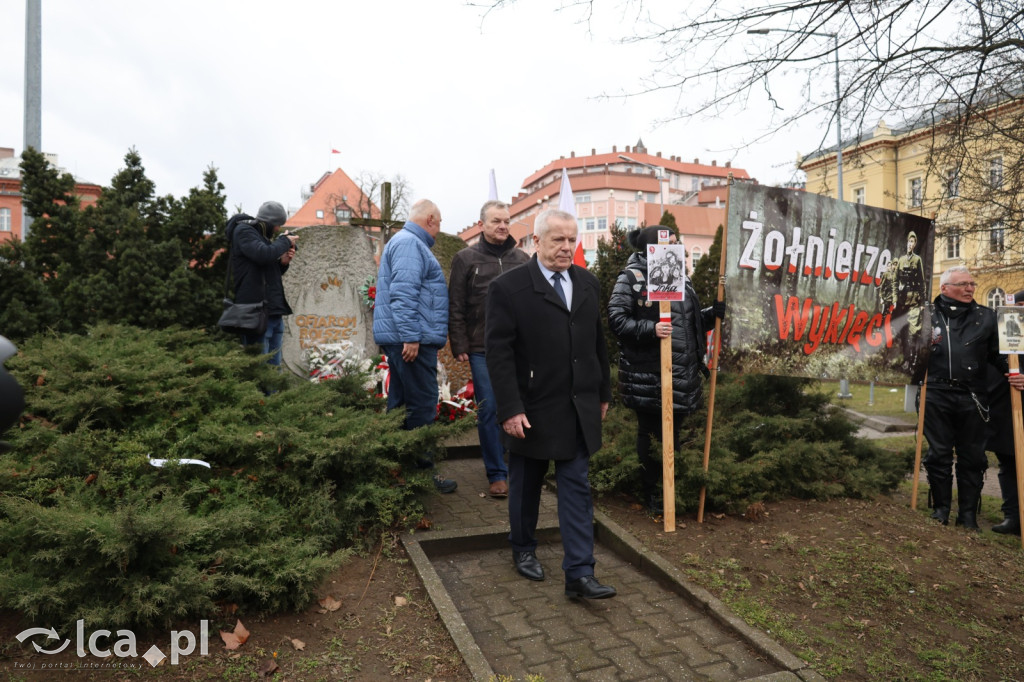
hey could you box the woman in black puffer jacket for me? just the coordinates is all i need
[607,226,724,511]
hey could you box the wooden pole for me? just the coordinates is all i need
[661,301,675,532]
[1008,355,1024,550]
[910,373,928,510]
[698,174,732,523]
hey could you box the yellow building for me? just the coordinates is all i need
[799,101,1024,306]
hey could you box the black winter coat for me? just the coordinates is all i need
[608,251,713,415]
[485,257,612,460]
[226,214,293,317]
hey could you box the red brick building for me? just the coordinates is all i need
[0,147,101,243]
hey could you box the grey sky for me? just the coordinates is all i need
[1,0,819,234]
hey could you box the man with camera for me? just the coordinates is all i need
[225,201,298,366]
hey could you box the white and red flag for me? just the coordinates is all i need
[557,168,587,268]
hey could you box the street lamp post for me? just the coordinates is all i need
[619,154,665,220]
[748,28,843,201]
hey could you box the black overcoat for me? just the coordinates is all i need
[485,256,612,460]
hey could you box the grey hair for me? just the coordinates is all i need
[940,265,971,286]
[534,209,576,240]
[409,199,438,224]
[480,200,509,222]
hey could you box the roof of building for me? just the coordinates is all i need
[696,185,729,206]
[457,215,535,245]
[646,205,725,237]
[521,146,751,188]
[285,168,379,228]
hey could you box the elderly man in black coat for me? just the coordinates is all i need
[485,208,615,600]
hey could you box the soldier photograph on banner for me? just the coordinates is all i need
[721,184,934,383]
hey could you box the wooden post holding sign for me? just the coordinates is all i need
[647,229,685,532]
[1010,354,1024,550]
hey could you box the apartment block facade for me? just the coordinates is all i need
[460,140,750,271]
[799,104,1024,305]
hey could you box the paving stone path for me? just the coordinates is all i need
[402,452,825,682]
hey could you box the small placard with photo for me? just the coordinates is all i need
[646,242,686,302]
[997,306,1024,354]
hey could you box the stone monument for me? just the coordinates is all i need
[280,225,379,378]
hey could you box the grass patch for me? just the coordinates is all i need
[819,379,914,418]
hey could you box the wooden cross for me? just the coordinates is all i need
[350,182,404,250]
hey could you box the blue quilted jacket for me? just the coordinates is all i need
[373,222,449,347]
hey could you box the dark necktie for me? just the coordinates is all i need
[552,272,568,308]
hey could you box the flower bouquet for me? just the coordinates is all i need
[360,275,377,310]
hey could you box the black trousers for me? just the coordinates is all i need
[635,409,684,493]
[507,437,596,581]
[922,387,989,490]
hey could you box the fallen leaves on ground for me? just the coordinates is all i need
[219,619,250,650]
[318,595,342,613]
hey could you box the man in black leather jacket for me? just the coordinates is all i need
[923,266,1007,530]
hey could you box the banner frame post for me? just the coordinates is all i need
[910,374,928,510]
[698,174,732,524]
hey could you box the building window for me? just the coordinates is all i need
[990,157,1004,189]
[625,217,637,229]
[853,187,865,205]
[597,217,607,231]
[0,208,10,232]
[988,287,1006,308]
[577,218,586,232]
[575,193,591,203]
[945,230,961,259]
[585,218,596,231]
[908,177,923,208]
[990,222,1006,253]
[946,167,960,198]
[316,209,324,219]
[691,246,704,262]
[335,208,351,222]
[691,177,699,192]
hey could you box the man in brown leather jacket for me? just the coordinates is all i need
[448,201,529,497]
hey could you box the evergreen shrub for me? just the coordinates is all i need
[592,373,913,512]
[0,325,462,631]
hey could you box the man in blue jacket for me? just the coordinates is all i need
[373,199,456,493]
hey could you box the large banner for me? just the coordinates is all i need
[722,184,934,383]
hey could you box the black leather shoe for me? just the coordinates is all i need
[513,551,544,581]
[565,575,616,599]
[992,516,1022,535]
[955,510,980,531]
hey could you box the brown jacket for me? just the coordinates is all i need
[448,236,529,356]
